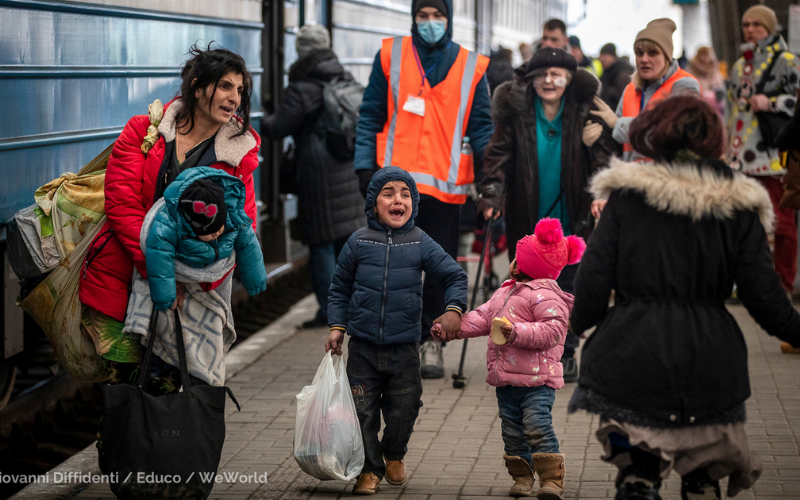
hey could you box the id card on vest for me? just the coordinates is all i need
[403,94,425,116]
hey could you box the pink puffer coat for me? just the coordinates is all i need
[460,279,573,389]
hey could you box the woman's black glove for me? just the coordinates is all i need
[357,169,376,198]
[477,181,504,216]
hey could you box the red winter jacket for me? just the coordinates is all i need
[79,98,261,321]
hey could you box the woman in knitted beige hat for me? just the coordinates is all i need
[587,18,700,162]
[726,5,800,315]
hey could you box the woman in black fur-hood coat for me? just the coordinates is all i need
[480,57,621,253]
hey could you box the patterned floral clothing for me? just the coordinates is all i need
[726,34,800,174]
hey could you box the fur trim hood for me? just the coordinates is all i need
[158,99,257,168]
[591,158,775,232]
[492,68,599,123]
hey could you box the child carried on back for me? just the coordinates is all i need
[433,218,585,500]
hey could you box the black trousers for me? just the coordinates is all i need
[347,336,423,479]
[414,197,461,343]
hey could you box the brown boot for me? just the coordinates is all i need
[352,472,380,495]
[385,459,407,485]
[532,453,565,500]
[504,454,535,497]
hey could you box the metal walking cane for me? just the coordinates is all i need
[452,209,495,389]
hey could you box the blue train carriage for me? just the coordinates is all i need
[0,0,264,408]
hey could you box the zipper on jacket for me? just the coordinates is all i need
[378,229,392,343]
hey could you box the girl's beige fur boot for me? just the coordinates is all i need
[532,453,565,500]
[503,454,535,497]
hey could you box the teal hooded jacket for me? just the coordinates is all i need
[146,167,267,310]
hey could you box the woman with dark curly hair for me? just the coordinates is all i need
[78,44,261,393]
[568,94,800,500]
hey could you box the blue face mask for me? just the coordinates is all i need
[417,20,447,45]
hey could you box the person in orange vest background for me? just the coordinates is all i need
[589,18,700,163]
[354,0,493,379]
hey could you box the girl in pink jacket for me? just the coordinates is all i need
[450,218,584,500]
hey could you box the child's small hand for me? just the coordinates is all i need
[501,323,513,340]
[430,323,443,340]
[326,329,344,355]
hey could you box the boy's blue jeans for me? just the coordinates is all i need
[346,336,423,479]
[496,385,560,464]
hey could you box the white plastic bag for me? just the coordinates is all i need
[294,351,364,480]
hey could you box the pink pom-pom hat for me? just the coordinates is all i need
[515,218,587,280]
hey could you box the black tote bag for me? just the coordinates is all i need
[99,310,240,499]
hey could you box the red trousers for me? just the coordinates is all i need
[757,176,798,292]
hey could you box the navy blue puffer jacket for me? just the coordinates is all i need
[328,167,468,344]
[146,167,267,310]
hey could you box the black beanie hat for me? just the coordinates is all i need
[414,0,447,15]
[523,47,577,78]
[600,43,617,57]
[179,178,227,236]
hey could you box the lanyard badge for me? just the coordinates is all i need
[402,45,438,117]
[403,95,426,116]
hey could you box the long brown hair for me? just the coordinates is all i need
[174,43,253,137]
[628,94,725,162]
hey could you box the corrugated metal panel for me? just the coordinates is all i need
[0,0,263,224]
[332,0,411,85]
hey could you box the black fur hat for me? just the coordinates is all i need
[522,47,577,79]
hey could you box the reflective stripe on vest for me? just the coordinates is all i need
[621,68,698,152]
[384,37,404,166]
[377,36,489,204]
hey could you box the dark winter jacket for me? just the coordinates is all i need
[146,167,267,310]
[327,167,468,344]
[354,0,494,180]
[571,158,800,426]
[262,49,365,245]
[599,59,634,110]
[480,68,620,255]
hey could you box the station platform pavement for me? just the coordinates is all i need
[59,299,800,500]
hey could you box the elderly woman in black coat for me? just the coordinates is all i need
[262,25,365,328]
[568,94,800,500]
[480,47,620,382]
